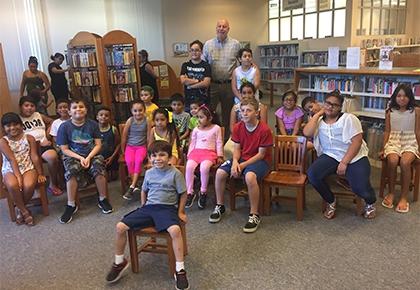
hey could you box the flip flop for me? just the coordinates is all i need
[381,195,394,209]
[48,187,63,196]
[395,202,409,213]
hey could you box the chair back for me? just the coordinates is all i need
[274,135,307,174]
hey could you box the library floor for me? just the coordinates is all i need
[1,98,420,290]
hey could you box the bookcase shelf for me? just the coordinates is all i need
[301,49,347,67]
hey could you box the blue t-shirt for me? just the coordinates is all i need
[57,119,101,158]
[142,166,186,206]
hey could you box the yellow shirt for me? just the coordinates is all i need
[145,103,159,124]
[153,129,179,159]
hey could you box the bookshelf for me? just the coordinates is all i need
[301,50,347,67]
[102,30,141,124]
[258,43,299,107]
[67,32,109,118]
[295,67,420,167]
[365,44,420,67]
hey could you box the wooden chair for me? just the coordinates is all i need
[127,222,187,277]
[379,157,420,202]
[262,135,308,220]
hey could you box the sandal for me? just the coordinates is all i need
[15,209,24,225]
[48,186,63,196]
[395,202,409,213]
[22,210,34,226]
[381,194,394,209]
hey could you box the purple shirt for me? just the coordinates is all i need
[275,106,304,130]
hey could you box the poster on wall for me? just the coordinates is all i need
[239,41,251,49]
[173,43,189,57]
[282,0,304,11]
[379,46,393,70]
[346,47,361,70]
[328,47,339,68]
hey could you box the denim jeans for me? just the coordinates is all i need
[307,154,376,205]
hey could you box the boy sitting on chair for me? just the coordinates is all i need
[57,97,113,224]
[106,140,189,290]
[209,98,272,233]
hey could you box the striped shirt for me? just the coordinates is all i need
[202,37,240,81]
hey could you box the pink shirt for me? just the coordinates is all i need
[275,106,304,130]
[188,124,223,156]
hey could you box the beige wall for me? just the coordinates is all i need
[162,0,268,75]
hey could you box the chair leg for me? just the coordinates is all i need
[181,223,188,256]
[6,191,17,222]
[262,182,271,216]
[258,182,264,216]
[229,180,236,211]
[355,196,364,216]
[413,163,419,202]
[127,231,139,273]
[296,187,304,221]
[167,236,176,277]
[119,162,127,194]
[38,183,49,216]
[379,160,387,198]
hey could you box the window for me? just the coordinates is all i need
[357,0,407,35]
[268,0,347,42]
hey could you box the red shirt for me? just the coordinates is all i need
[231,121,273,163]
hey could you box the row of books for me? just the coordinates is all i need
[113,87,137,103]
[302,51,347,65]
[313,77,354,92]
[71,52,97,68]
[78,87,102,104]
[365,78,400,95]
[108,68,137,84]
[260,57,299,68]
[73,71,99,87]
[261,70,294,80]
[260,45,299,57]
[105,47,135,66]
[362,96,388,110]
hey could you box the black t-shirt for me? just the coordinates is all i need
[180,60,211,103]
[48,62,67,88]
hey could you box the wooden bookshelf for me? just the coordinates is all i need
[365,44,420,67]
[67,31,109,118]
[301,49,347,67]
[149,60,183,107]
[102,30,141,124]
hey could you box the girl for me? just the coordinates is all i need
[185,105,223,209]
[48,52,69,102]
[382,84,420,213]
[140,85,159,124]
[0,112,46,225]
[121,100,150,200]
[275,90,304,136]
[224,83,267,159]
[19,56,51,115]
[139,50,159,104]
[148,108,179,165]
[19,96,62,196]
[231,48,261,104]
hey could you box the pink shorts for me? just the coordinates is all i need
[187,149,217,164]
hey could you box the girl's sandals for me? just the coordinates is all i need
[381,194,394,209]
[15,210,24,225]
[395,202,410,213]
[22,210,34,226]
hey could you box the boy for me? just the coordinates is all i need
[105,141,189,289]
[96,106,121,180]
[49,99,70,144]
[171,94,190,150]
[57,97,113,224]
[140,85,159,124]
[180,40,211,109]
[209,98,272,233]
[188,98,201,131]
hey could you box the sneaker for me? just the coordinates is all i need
[106,258,129,283]
[59,205,78,224]
[185,194,196,209]
[122,187,134,200]
[174,269,189,290]
[98,198,114,214]
[323,200,336,219]
[243,214,261,233]
[364,204,376,219]
[197,192,207,210]
[209,205,225,223]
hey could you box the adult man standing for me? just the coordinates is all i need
[203,19,240,138]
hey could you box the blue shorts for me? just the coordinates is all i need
[218,158,270,181]
[121,204,179,232]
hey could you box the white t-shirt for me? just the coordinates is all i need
[50,118,66,137]
[234,66,259,103]
[313,113,368,163]
[20,112,47,143]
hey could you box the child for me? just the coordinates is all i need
[96,106,121,181]
[49,99,71,144]
[149,108,179,165]
[185,105,223,209]
[140,85,159,124]
[171,94,190,150]
[105,141,189,290]
[231,48,261,104]
[382,84,420,213]
[19,95,62,196]
[301,96,322,118]
[210,98,273,233]
[56,97,113,223]
[120,100,149,200]
[180,40,211,108]
[0,112,46,225]
[188,98,201,131]
[225,83,268,160]
[275,90,304,135]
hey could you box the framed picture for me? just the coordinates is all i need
[173,43,189,57]
[239,41,251,49]
[282,0,304,11]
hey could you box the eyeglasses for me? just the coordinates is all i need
[190,49,201,52]
[324,101,341,109]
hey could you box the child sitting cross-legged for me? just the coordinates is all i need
[105,140,189,290]
[57,97,113,224]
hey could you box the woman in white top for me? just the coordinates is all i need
[231,48,260,104]
[303,90,376,219]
